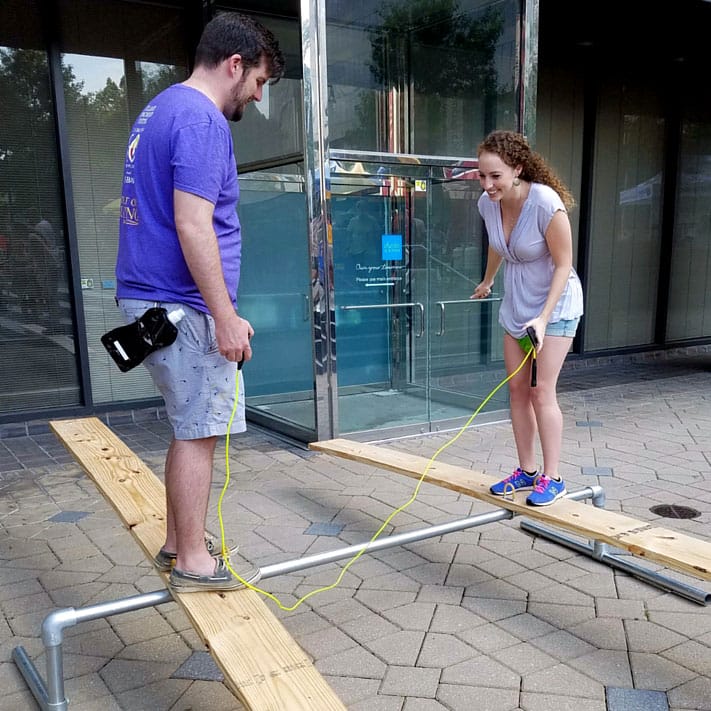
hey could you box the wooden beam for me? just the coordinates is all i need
[51,418,345,711]
[310,438,711,582]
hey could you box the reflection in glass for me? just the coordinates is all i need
[585,85,664,350]
[238,168,316,434]
[0,42,80,413]
[327,0,519,154]
[328,160,506,437]
[58,1,188,405]
[667,122,711,340]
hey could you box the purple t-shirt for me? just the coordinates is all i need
[116,84,240,313]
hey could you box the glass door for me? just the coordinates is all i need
[330,152,505,438]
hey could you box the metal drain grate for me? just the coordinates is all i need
[649,504,701,519]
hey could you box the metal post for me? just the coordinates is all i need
[13,589,172,711]
[519,486,710,606]
[260,486,599,580]
[261,509,514,579]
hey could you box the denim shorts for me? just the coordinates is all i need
[118,299,245,440]
[545,317,580,338]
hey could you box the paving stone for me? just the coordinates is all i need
[457,622,522,653]
[630,651,698,690]
[496,613,558,641]
[570,618,628,651]
[402,699,449,711]
[326,675,383,707]
[417,631,476,667]
[490,641,557,675]
[379,665,441,698]
[624,620,687,653]
[666,676,711,711]
[662,640,711,676]
[596,597,646,619]
[415,584,464,604]
[440,655,519,688]
[99,658,178,695]
[164,679,244,710]
[315,645,387,678]
[171,651,223,681]
[296,624,358,660]
[568,649,633,686]
[647,611,711,638]
[529,629,597,661]
[114,677,191,710]
[606,686,669,711]
[522,662,604,698]
[460,596,527,621]
[520,692,606,711]
[437,684,519,711]
[382,602,437,631]
[365,629,425,665]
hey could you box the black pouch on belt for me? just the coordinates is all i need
[101,307,184,372]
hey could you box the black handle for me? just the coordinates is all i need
[526,326,538,387]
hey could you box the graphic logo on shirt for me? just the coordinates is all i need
[127,133,140,162]
[120,195,139,226]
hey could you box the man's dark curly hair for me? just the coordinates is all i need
[195,12,285,84]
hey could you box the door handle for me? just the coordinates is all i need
[435,297,501,336]
[340,302,425,337]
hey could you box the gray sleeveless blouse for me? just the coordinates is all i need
[477,182,584,338]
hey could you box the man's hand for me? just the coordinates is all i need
[214,312,254,364]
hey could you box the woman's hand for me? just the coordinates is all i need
[524,317,545,351]
[471,282,493,299]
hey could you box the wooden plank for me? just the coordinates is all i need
[310,438,711,582]
[51,418,345,711]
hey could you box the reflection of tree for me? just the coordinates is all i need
[342,0,504,150]
[0,49,185,220]
[370,0,502,98]
[0,48,83,220]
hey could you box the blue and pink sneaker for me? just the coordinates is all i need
[526,474,567,506]
[489,468,537,496]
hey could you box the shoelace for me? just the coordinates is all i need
[503,468,526,484]
[532,474,551,493]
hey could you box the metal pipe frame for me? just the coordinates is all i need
[12,589,172,711]
[519,493,711,606]
[14,482,708,710]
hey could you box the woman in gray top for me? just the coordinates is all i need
[471,131,583,506]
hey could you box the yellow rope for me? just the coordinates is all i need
[218,348,534,612]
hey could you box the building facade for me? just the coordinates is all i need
[0,0,709,443]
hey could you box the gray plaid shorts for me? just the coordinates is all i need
[118,299,246,440]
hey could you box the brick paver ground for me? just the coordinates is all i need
[1,349,710,710]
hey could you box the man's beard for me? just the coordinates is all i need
[229,79,249,121]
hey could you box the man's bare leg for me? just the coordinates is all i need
[166,436,218,576]
[162,439,177,554]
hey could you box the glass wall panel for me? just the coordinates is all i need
[584,81,664,351]
[667,100,711,340]
[57,0,188,404]
[0,0,80,414]
[326,0,521,154]
[238,167,316,433]
[225,14,304,167]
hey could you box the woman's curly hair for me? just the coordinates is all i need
[477,130,575,211]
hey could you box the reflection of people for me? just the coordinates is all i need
[27,212,61,325]
[346,199,379,256]
[471,130,583,506]
[115,13,284,592]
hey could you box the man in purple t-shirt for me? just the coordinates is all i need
[115,13,284,593]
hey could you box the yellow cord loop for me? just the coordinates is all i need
[218,348,534,612]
